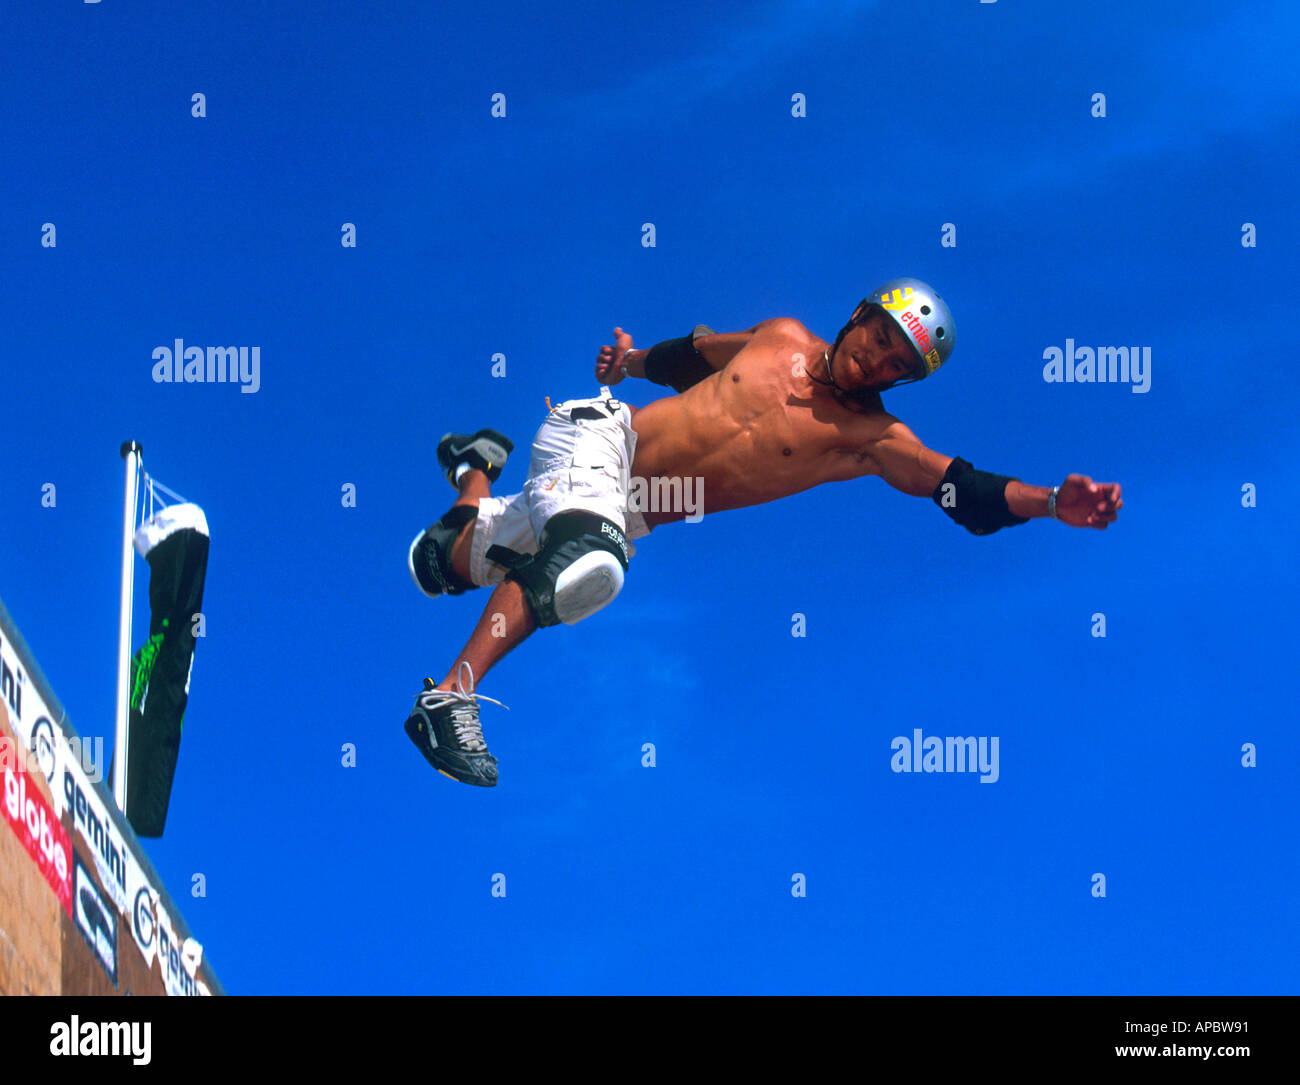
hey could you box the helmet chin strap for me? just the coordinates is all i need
[808,319,895,402]
[804,348,845,392]
[806,318,860,396]
[807,305,923,399]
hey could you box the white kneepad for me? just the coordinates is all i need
[553,549,624,625]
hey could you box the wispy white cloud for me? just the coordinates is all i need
[941,1,1300,202]
[514,0,883,133]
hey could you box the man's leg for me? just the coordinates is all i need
[405,464,526,788]
[436,467,539,690]
[438,510,627,693]
[446,467,488,580]
[407,428,529,787]
[407,401,633,787]
[434,580,537,691]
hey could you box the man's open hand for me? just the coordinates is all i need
[595,327,634,385]
[1055,475,1122,529]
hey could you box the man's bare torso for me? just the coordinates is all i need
[628,320,896,529]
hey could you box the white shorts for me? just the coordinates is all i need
[468,390,650,587]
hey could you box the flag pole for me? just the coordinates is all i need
[114,441,143,813]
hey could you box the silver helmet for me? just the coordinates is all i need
[855,277,955,383]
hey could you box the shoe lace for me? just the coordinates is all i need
[417,661,507,752]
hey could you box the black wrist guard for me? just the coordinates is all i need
[643,325,716,393]
[933,457,1030,536]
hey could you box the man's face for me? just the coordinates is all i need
[833,307,918,392]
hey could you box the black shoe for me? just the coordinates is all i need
[436,429,514,488]
[404,666,505,787]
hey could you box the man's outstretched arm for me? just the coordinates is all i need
[595,320,792,390]
[866,418,1123,532]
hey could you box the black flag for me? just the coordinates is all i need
[121,502,209,837]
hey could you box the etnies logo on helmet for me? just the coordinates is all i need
[879,288,915,311]
[899,308,933,352]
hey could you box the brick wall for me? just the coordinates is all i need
[0,700,63,995]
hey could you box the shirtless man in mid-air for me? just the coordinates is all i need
[404,278,1123,787]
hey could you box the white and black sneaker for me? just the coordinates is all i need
[404,664,506,787]
[436,429,514,488]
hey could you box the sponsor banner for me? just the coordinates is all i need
[58,762,202,994]
[0,712,74,918]
[61,760,131,914]
[157,918,208,997]
[73,851,118,987]
[0,616,212,995]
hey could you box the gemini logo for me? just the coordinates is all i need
[133,887,157,951]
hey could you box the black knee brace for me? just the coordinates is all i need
[413,504,479,596]
[486,510,629,627]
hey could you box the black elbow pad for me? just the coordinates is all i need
[644,325,716,393]
[932,457,1030,535]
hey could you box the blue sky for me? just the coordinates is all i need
[1,0,1297,994]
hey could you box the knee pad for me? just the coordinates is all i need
[408,504,478,598]
[489,511,629,627]
[554,549,624,626]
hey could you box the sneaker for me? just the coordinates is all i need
[436,429,514,488]
[404,663,506,787]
